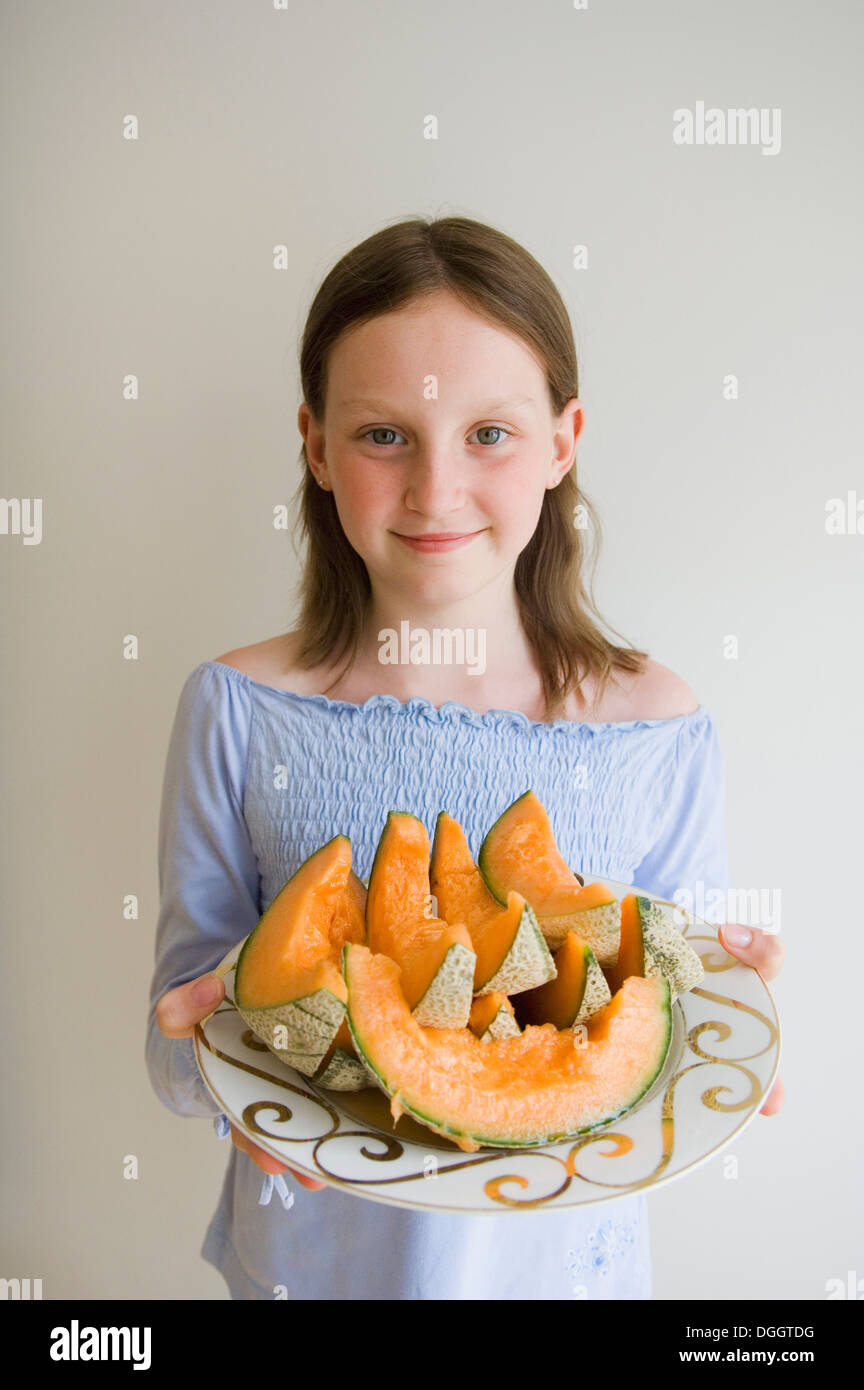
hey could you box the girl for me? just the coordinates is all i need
[149,215,784,1301]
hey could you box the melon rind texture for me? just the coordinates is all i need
[237,989,346,1077]
[313,1046,376,1091]
[478,1004,522,1042]
[574,943,613,1024]
[636,897,704,1001]
[411,942,476,1028]
[539,899,621,961]
[475,901,557,997]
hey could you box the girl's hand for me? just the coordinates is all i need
[156,972,327,1190]
[717,923,785,1116]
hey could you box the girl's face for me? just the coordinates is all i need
[299,289,583,608]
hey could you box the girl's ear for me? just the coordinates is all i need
[547,398,584,489]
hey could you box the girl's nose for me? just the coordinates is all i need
[403,451,467,515]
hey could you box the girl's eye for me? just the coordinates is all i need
[472,425,511,446]
[362,425,511,447]
[364,427,405,446]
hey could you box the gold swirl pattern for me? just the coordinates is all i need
[193,897,780,1212]
[691,936,740,973]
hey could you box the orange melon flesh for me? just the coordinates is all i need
[606,894,644,995]
[236,837,365,1008]
[399,922,475,1011]
[517,931,590,1029]
[471,892,525,986]
[430,812,555,996]
[431,811,503,932]
[479,790,593,914]
[344,943,671,1153]
[468,990,515,1036]
[367,813,475,1018]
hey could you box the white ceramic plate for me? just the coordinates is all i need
[193,879,780,1213]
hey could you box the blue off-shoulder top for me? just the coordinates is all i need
[146,660,730,1301]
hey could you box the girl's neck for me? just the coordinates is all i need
[342,581,544,713]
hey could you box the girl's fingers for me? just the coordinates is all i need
[718,922,786,982]
[229,1124,326,1189]
[759,1072,785,1116]
[156,973,226,1038]
[717,925,784,1116]
[158,974,328,1188]
[230,1125,289,1175]
[291,1170,327,1191]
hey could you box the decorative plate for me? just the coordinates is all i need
[193,879,780,1213]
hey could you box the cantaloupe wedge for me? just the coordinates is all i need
[606,894,704,1001]
[516,929,611,1030]
[312,1018,376,1090]
[343,942,672,1153]
[366,812,476,1028]
[430,811,556,996]
[478,790,621,960]
[234,836,368,1081]
[468,991,522,1042]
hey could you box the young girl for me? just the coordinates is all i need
[148,215,784,1301]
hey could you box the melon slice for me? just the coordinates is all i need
[313,1019,376,1090]
[516,930,611,1030]
[478,790,621,960]
[234,836,367,1079]
[343,942,672,1153]
[430,811,556,996]
[468,991,522,1042]
[606,894,704,1001]
[366,812,476,1028]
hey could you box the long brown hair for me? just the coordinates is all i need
[290,215,648,721]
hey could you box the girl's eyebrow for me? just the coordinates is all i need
[339,395,536,415]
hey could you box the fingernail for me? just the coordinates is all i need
[722,923,752,947]
[192,975,221,1006]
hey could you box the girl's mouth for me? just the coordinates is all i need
[393,530,485,553]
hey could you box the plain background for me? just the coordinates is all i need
[2,0,861,1300]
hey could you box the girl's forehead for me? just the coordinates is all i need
[326,312,548,403]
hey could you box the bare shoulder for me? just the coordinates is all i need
[213,632,325,693]
[622,659,700,720]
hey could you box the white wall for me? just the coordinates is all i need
[2,0,860,1299]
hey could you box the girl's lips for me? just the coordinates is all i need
[394,530,485,552]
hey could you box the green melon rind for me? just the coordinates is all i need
[573,943,613,1025]
[474,901,557,997]
[478,1005,522,1043]
[343,943,672,1151]
[235,989,346,1077]
[538,898,621,961]
[313,1046,376,1091]
[636,897,705,1001]
[411,941,476,1028]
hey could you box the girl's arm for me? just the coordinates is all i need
[145,663,261,1119]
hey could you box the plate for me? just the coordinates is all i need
[193,878,780,1213]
